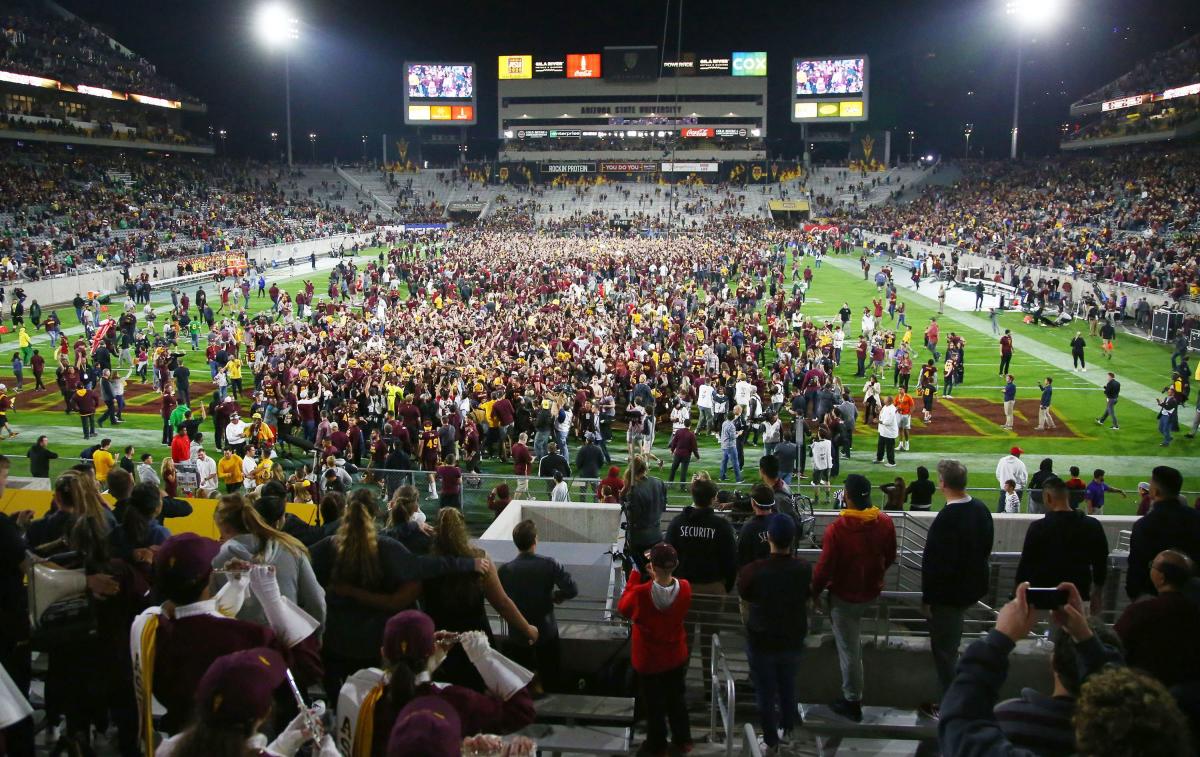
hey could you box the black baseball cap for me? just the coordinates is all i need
[843,474,872,507]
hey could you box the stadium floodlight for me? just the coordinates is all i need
[255,3,299,168]
[256,3,299,46]
[1003,0,1063,159]
[1004,0,1063,27]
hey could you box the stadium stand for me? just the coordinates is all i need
[849,150,1200,299]
[0,145,377,281]
[1,1,196,103]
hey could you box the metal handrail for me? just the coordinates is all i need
[709,633,737,757]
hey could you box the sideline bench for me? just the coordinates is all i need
[798,703,937,757]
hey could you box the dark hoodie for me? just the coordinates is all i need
[666,505,738,590]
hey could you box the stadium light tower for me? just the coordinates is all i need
[907,130,915,163]
[256,3,299,168]
[1004,0,1064,159]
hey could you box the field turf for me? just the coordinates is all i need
[0,243,1194,519]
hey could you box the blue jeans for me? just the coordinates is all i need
[719,447,742,482]
[533,431,551,460]
[1160,414,1173,444]
[747,646,802,747]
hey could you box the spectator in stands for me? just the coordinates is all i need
[738,513,811,754]
[424,508,538,689]
[1127,466,1200,600]
[498,519,579,692]
[619,543,693,755]
[994,613,1123,756]
[1015,476,1110,616]
[1115,549,1200,688]
[922,459,994,714]
[940,582,1191,757]
[309,488,485,700]
[667,477,737,694]
[811,473,896,722]
[737,483,779,568]
[622,455,668,573]
[0,455,33,755]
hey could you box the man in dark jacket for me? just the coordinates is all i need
[498,519,578,690]
[574,433,605,481]
[25,435,57,478]
[1127,465,1200,600]
[1014,477,1109,614]
[922,459,994,707]
[667,478,737,694]
[74,386,99,439]
[811,473,896,722]
[738,514,811,751]
[667,423,700,490]
[737,484,777,568]
[537,442,571,485]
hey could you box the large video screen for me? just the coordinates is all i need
[794,58,865,96]
[406,64,474,99]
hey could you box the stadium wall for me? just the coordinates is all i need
[16,232,379,308]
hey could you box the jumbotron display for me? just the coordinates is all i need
[794,58,864,96]
[791,54,869,123]
[406,64,474,98]
[403,61,477,125]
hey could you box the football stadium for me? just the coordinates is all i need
[1,0,1199,754]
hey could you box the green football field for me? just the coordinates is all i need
[0,243,1194,519]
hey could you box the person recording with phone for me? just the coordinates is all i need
[937,582,1192,757]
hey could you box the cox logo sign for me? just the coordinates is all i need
[731,52,767,76]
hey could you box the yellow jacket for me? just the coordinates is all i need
[217,455,244,484]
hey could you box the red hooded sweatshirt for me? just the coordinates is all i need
[811,507,897,603]
[618,568,692,675]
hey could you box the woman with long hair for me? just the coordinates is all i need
[310,489,485,698]
[160,457,178,498]
[42,470,150,756]
[381,484,433,554]
[109,482,170,568]
[621,454,667,572]
[27,469,115,555]
[211,493,327,632]
[424,508,538,689]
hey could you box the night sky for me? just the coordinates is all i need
[58,0,1200,162]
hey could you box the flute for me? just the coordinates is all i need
[285,668,322,740]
